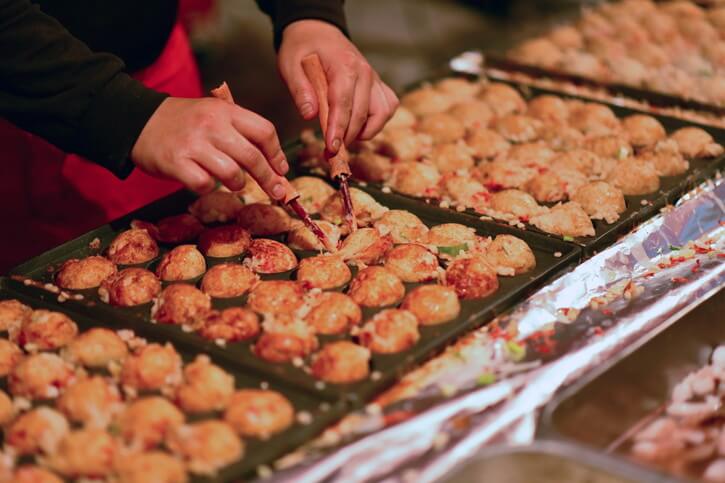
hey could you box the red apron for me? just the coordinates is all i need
[0,22,203,272]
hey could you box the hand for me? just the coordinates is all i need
[278,19,399,153]
[131,97,290,199]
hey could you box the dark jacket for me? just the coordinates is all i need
[0,0,347,177]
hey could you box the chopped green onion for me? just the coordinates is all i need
[563,235,574,242]
[437,243,469,257]
[476,373,496,386]
[669,244,681,251]
[505,340,526,362]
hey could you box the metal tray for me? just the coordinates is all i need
[434,440,672,483]
[320,73,725,258]
[0,277,346,483]
[486,54,725,120]
[8,186,580,408]
[539,291,725,482]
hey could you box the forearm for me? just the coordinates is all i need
[0,0,167,177]
[255,0,348,48]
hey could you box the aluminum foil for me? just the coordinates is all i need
[267,174,724,483]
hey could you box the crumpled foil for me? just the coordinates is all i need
[266,105,725,483]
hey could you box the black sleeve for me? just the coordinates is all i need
[0,0,168,178]
[255,0,348,49]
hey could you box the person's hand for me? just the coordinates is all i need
[278,19,399,153]
[131,97,289,198]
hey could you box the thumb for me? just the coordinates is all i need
[281,58,318,120]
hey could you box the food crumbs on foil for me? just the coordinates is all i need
[371,371,382,381]
[554,251,562,258]
[315,381,326,390]
[257,465,273,479]
[297,411,313,425]
[214,339,226,347]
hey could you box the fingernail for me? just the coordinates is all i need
[272,183,286,200]
[280,160,289,173]
[301,103,314,118]
[331,138,341,151]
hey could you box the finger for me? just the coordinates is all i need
[382,82,400,113]
[359,81,393,140]
[193,147,246,191]
[214,131,288,201]
[166,158,216,194]
[344,64,373,145]
[326,64,357,153]
[229,108,289,175]
[279,57,318,120]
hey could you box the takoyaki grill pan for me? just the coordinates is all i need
[0,277,348,483]
[7,185,580,409]
[326,73,725,258]
[538,291,725,482]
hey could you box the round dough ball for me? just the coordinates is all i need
[493,114,543,143]
[401,87,452,116]
[529,201,596,237]
[488,189,546,221]
[107,228,159,265]
[448,100,493,130]
[236,203,292,236]
[56,376,121,428]
[418,112,466,144]
[435,77,482,104]
[350,150,393,183]
[120,343,183,391]
[670,127,724,158]
[571,181,626,224]
[201,263,257,298]
[152,284,211,326]
[155,245,206,281]
[118,396,185,449]
[296,255,351,290]
[389,161,441,198]
[485,235,536,276]
[401,284,460,327]
[244,239,298,274]
[524,168,587,203]
[0,389,13,425]
[311,341,371,384]
[568,103,621,136]
[224,389,294,439]
[478,82,527,117]
[582,134,632,161]
[99,268,161,306]
[424,223,477,250]
[9,353,74,399]
[13,467,63,483]
[622,114,666,149]
[247,280,305,315]
[337,227,394,265]
[639,139,689,177]
[286,220,342,252]
[6,407,69,455]
[254,317,318,363]
[115,452,187,483]
[290,176,336,214]
[0,299,32,332]
[199,307,260,342]
[348,266,405,307]
[13,309,78,351]
[445,255,499,300]
[155,214,204,244]
[383,244,439,282]
[55,256,116,289]
[176,355,235,413]
[305,292,362,335]
[427,141,476,174]
[379,127,433,161]
[508,37,563,69]
[373,209,429,244]
[64,328,128,368]
[526,95,569,124]
[320,188,388,228]
[198,225,252,258]
[166,420,243,475]
[0,338,23,376]
[384,106,417,130]
[358,309,420,354]
[466,127,510,160]
[46,429,117,478]
[440,173,490,210]
[606,157,660,195]
[188,190,243,224]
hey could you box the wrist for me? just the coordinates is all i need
[282,19,345,44]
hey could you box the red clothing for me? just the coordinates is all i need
[0,23,202,272]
